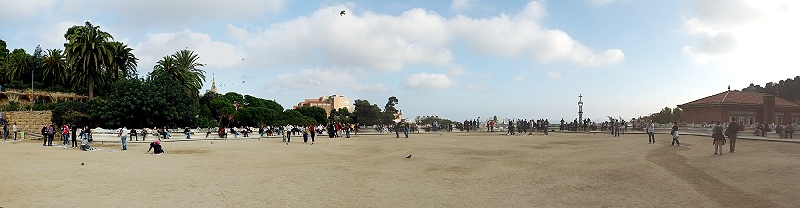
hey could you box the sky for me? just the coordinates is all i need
[1,0,799,122]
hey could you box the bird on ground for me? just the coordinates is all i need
[340,10,346,16]
[406,154,412,159]
[211,141,214,144]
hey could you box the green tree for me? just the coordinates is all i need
[43,48,68,87]
[152,50,205,97]
[64,21,114,99]
[671,107,683,123]
[107,41,138,81]
[295,106,328,124]
[352,99,381,126]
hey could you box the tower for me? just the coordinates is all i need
[578,94,584,124]
[210,76,217,93]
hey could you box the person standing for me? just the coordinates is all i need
[712,121,726,155]
[647,121,655,144]
[671,122,680,146]
[13,122,18,141]
[3,122,8,141]
[141,128,148,141]
[41,125,47,146]
[71,124,78,148]
[543,119,549,136]
[119,127,129,150]
[726,121,739,153]
[47,125,55,146]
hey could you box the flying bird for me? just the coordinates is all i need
[340,10,346,16]
[405,154,412,159]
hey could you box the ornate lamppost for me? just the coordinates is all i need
[578,94,584,125]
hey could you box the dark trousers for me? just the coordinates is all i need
[672,136,680,146]
[729,134,737,152]
[648,132,655,143]
[72,136,77,147]
[48,134,53,146]
[43,134,47,146]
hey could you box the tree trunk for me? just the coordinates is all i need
[88,73,94,99]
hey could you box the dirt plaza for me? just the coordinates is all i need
[1,131,797,207]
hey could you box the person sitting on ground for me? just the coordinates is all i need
[146,139,164,154]
[80,133,92,151]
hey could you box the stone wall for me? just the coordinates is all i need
[2,110,53,134]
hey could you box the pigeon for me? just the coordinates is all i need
[340,10,346,16]
[211,141,214,144]
[405,154,412,159]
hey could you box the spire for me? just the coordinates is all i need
[210,76,217,93]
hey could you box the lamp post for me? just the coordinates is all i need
[31,69,34,111]
[578,94,583,127]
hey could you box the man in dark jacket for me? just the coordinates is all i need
[726,121,739,153]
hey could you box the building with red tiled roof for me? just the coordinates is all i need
[678,90,800,125]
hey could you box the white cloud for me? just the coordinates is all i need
[229,1,623,74]
[451,0,477,12]
[133,30,245,74]
[230,6,453,72]
[404,73,453,90]
[682,0,800,81]
[0,0,56,23]
[88,0,286,29]
[449,1,624,67]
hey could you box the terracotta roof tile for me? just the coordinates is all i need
[680,90,800,107]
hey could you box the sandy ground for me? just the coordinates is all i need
[0,131,798,207]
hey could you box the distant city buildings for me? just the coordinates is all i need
[294,94,352,116]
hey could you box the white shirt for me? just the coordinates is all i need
[12,124,17,132]
[120,128,129,137]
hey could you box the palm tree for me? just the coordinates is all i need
[107,41,138,81]
[151,50,205,96]
[2,49,30,83]
[43,49,67,87]
[64,21,114,99]
[172,49,206,94]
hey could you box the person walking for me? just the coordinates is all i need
[671,122,680,146]
[647,121,655,144]
[726,121,740,153]
[310,125,316,144]
[403,122,409,138]
[712,121,726,155]
[119,127,129,150]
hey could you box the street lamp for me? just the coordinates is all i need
[31,69,34,111]
[578,94,583,127]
